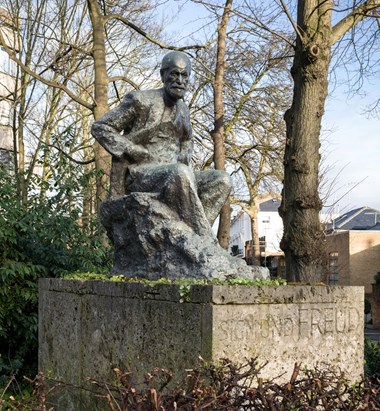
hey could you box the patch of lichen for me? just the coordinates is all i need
[287,282,326,286]
[63,272,287,286]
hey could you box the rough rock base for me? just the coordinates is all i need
[100,193,268,280]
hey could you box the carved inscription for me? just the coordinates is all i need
[298,306,359,337]
[219,314,295,340]
[218,305,360,342]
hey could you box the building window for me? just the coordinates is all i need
[0,46,17,76]
[0,100,13,126]
[0,47,9,73]
[259,236,266,254]
[328,252,339,285]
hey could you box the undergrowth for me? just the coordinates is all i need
[1,358,379,410]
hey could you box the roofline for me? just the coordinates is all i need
[335,206,370,229]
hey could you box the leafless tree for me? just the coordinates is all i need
[276,0,380,282]
[190,0,292,254]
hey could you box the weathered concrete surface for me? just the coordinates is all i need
[39,279,364,410]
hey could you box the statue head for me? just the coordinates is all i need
[160,51,191,103]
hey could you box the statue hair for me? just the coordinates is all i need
[160,51,191,73]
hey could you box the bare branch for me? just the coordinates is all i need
[229,4,295,48]
[47,143,95,165]
[278,0,304,42]
[108,76,140,90]
[331,0,380,44]
[104,14,207,51]
[0,30,95,111]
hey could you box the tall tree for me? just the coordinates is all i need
[229,86,288,264]
[87,0,112,210]
[190,0,292,253]
[279,0,380,282]
[211,0,233,249]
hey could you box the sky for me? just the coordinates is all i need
[159,1,380,216]
[323,86,380,214]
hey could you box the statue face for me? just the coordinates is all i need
[161,58,190,102]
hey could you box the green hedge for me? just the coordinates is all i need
[0,168,111,383]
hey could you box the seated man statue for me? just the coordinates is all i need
[92,51,230,237]
[92,51,268,280]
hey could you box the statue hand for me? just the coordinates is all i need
[178,153,191,166]
[124,144,149,163]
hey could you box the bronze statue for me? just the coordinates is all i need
[92,51,268,280]
[92,52,230,235]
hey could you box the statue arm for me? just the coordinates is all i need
[91,93,149,162]
[178,138,193,165]
[178,103,193,165]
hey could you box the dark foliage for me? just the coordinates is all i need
[3,359,380,410]
[0,167,111,383]
[365,338,380,379]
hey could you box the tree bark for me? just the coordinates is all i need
[279,1,332,282]
[211,0,233,249]
[249,208,261,266]
[279,0,380,282]
[87,0,111,212]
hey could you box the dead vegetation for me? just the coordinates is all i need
[2,358,380,410]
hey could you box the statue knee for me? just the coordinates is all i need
[217,170,232,193]
[173,163,194,185]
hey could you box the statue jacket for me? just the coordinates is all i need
[91,88,193,167]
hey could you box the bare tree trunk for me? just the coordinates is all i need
[211,0,233,249]
[87,0,111,212]
[279,0,380,282]
[80,111,94,228]
[38,87,64,200]
[249,209,261,266]
[17,73,28,206]
[279,1,331,282]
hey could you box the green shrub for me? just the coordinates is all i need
[364,338,380,378]
[0,167,111,382]
[0,260,46,386]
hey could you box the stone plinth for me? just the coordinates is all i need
[39,279,364,410]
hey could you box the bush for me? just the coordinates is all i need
[0,261,45,386]
[2,359,380,410]
[364,338,380,379]
[0,167,111,383]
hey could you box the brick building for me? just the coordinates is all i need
[325,206,380,293]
